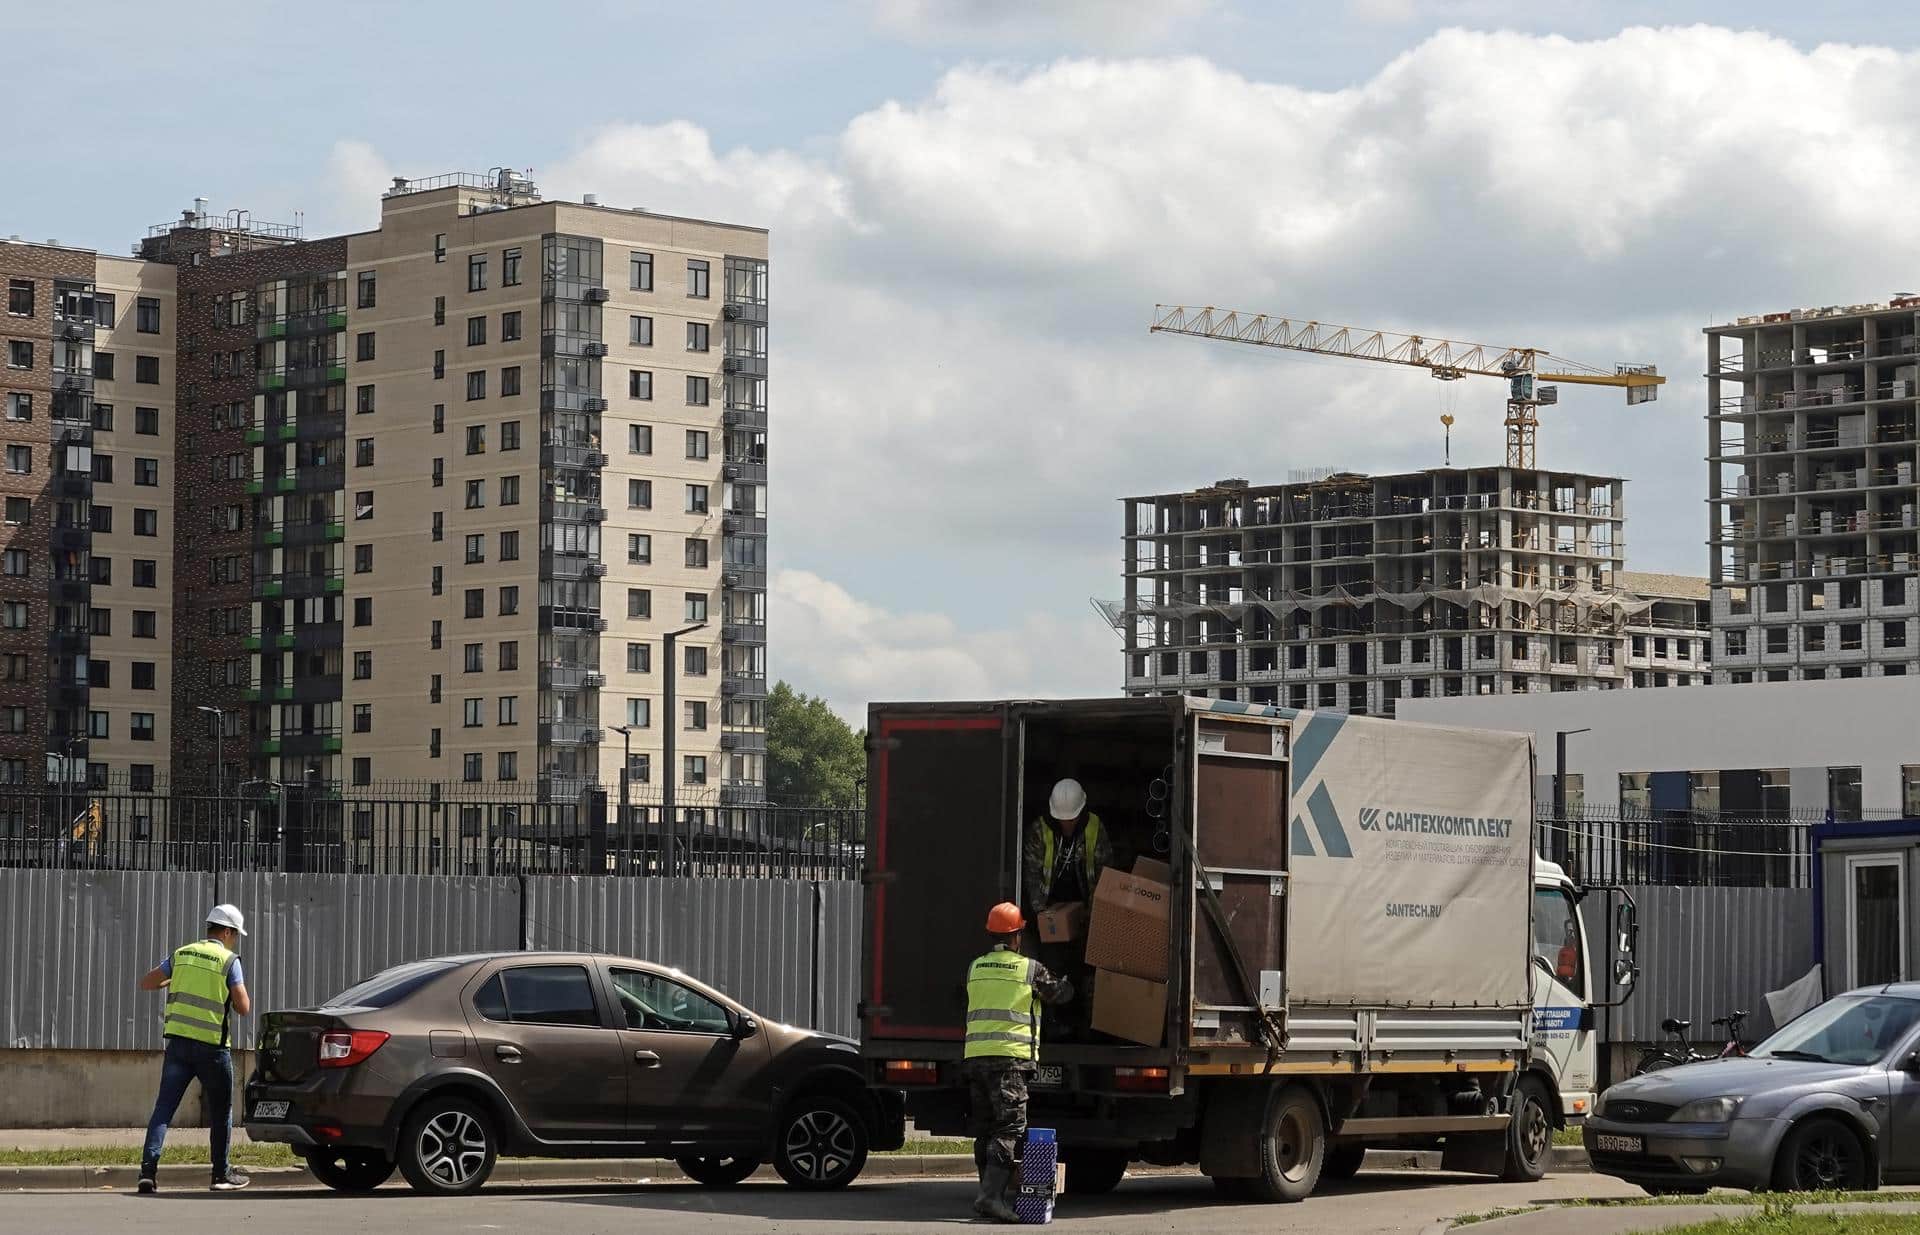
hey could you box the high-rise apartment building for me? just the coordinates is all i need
[0,171,770,805]
[1119,468,1710,716]
[1706,300,1920,683]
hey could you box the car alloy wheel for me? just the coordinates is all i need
[419,1109,488,1188]
[773,1095,869,1190]
[1788,1123,1863,1191]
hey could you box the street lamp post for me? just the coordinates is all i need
[611,724,633,870]
[1552,727,1592,866]
[661,621,706,851]
[197,706,225,854]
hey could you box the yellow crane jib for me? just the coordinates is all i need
[1148,304,1664,468]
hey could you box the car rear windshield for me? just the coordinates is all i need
[324,959,462,1009]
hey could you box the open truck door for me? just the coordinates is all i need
[863,704,1011,1042]
[1185,708,1291,1052]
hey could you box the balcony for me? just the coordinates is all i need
[721,568,767,591]
[722,622,766,645]
[244,630,298,653]
[722,299,768,325]
[256,306,347,340]
[53,472,93,498]
[268,731,343,757]
[254,568,344,599]
[721,353,767,378]
[540,664,606,691]
[540,720,603,745]
[722,460,768,485]
[721,674,768,699]
[723,407,768,432]
[719,729,768,752]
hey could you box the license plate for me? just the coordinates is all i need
[251,1100,290,1121]
[1594,1134,1643,1155]
[1032,1065,1065,1089]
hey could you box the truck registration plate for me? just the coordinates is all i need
[1593,1134,1642,1155]
[1031,1065,1065,1089]
[250,1101,290,1121]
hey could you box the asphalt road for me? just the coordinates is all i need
[0,1169,1642,1234]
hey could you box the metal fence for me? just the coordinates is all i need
[1538,808,1908,889]
[0,785,861,880]
[0,868,859,1050]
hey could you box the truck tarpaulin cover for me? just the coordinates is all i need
[1284,709,1533,1009]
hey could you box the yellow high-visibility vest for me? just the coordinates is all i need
[964,947,1039,1062]
[163,940,235,1048]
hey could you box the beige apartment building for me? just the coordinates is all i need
[0,171,768,813]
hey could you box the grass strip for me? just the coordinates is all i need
[0,1137,976,1169]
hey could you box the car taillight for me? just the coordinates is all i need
[318,1030,390,1068]
[880,1060,940,1086]
[1112,1066,1170,1093]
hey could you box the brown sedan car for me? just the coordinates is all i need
[243,951,904,1195]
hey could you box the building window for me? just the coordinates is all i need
[499,474,519,505]
[685,592,708,622]
[462,753,482,782]
[356,437,375,467]
[686,484,708,514]
[686,429,709,459]
[467,316,486,346]
[131,661,156,690]
[354,490,374,520]
[500,420,521,451]
[1829,766,1864,821]
[499,640,520,671]
[630,251,653,291]
[433,404,445,433]
[627,642,651,673]
[354,597,372,626]
[6,279,31,316]
[629,370,652,400]
[133,610,156,638]
[628,478,652,509]
[500,529,519,560]
[432,458,444,487]
[499,585,518,616]
[136,296,161,333]
[628,588,651,619]
[95,352,116,381]
[686,701,708,730]
[1888,621,1908,649]
[626,698,651,728]
[1767,627,1789,654]
[468,255,487,292]
[466,371,486,400]
[685,376,709,406]
[466,424,486,455]
[4,445,28,474]
[1,550,24,575]
[684,645,707,676]
[630,315,652,346]
[684,755,707,785]
[1725,629,1747,657]
[135,355,159,384]
[500,366,520,397]
[6,393,29,421]
[356,384,376,414]
[135,406,159,435]
[356,331,376,361]
[464,698,484,727]
[502,310,522,341]
[433,349,445,379]
[93,453,114,483]
[353,651,371,680]
[434,295,446,325]
[686,322,709,352]
[434,233,447,263]
[629,424,652,454]
[498,696,519,725]
[464,479,484,509]
[3,498,28,525]
[465,533,485,564]
[133,559,157,588]
[134,457,158,486]
[465,588,485,619]
[628,533,651,564]
[432,511,443,540]
[357,271,376,308]
[5,340,31,369]
[1904,766,1920,818]
[498,751,518,781]
[685,538,708,569]
[687,259,710,299]
[353,704,372,734]
[502,247,522,287]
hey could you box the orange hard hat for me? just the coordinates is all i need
[986,902,1024,934]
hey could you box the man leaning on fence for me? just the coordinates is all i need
[135,903,253,1193]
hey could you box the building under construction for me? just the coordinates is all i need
[1119,467,1710,716]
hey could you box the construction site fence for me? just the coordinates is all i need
[1537,807,1908,890]
[0,868,860,1049]
[0,786,862,880]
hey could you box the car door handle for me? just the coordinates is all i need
[634,1050,661,1067]
[495,1045,523,1063]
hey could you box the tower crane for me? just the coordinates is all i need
[1150,304,1665,469]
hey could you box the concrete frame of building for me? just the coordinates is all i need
[1707,301,1920,684]
[1120,467,1712,717]
[0,174,768,805]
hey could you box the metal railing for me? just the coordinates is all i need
[1538,807,1907,889]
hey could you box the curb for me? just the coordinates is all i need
[0,1146,1593,1192]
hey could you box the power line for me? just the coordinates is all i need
[1533,818,1813,861]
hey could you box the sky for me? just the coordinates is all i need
[14,1,1920,722]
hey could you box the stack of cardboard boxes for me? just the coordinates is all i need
[1083,857,1173,1046]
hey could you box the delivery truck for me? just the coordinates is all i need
[859,696,1638,1202]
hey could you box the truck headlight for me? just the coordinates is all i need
[1670,1097,1742,1124]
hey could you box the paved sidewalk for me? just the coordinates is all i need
[1455,1200,1920,1233]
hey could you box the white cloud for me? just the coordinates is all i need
[368,25,1920,710]
[871,0,1218,48]
[773,569,1112,724]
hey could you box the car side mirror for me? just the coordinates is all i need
[1903,1051,1920,1074]
[734,1014,759,1039]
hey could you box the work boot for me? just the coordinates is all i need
[136,1176,156,1195]
[971,1162,1018,1224]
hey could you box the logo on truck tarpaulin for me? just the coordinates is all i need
[1359,807,1382,831]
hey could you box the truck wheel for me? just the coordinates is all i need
[1244,1084,1325,1203]
[1501,1077,1553,1183]
[1063,1149,1128,1195]
[1322,1142,1366,1181]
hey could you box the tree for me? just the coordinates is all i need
[766,681,865,808]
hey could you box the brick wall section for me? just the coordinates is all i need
[151,230,347,788]
[0,242,94,784]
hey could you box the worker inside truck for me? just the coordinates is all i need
[1019,713,1168,1042]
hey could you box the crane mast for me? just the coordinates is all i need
[1150,304,1663,469]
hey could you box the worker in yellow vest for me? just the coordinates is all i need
[1021,778,1111,1038]
[964,901,1073,1223]
[135,904,253,1194]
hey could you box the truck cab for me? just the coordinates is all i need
[1531,857,1639,1128]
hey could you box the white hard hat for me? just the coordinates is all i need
[207,904,248,937]
[1048,779,1088,821]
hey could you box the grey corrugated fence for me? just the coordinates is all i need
[0,870,859,1050]
[1605,884,1815,1043]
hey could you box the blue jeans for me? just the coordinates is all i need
[141,1036,233,1180]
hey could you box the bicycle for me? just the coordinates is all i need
[1634,1010,1749,1075]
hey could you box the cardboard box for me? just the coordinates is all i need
[1083,864,1171,981]
[1036,901,1086,943]
[1092,968,1168,1046]
[1130,855,1171,885]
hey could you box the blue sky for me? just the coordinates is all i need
[13,2,1920,718]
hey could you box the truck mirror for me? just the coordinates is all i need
[1614,958,1637,988]
[1615,902,1638,955]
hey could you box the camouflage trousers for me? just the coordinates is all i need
[963,1058,1031,1171]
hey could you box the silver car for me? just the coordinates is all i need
[1585,987,1920,1194]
